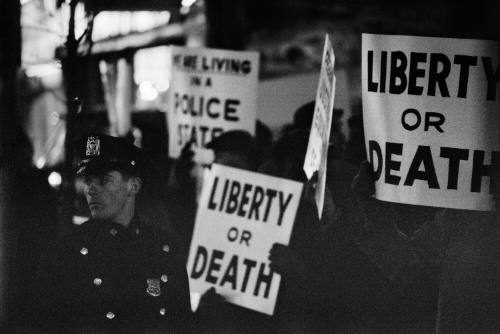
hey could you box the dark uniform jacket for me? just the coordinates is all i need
[36,217,192,333]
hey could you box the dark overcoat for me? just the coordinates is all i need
[36,217,192,333]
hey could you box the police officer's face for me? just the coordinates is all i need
[83,171,131,221]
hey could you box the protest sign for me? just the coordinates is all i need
[362,34,500,211]
[187,164,303,315]
[303,34,336,217]
[167,46,259,162]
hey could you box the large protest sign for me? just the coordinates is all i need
[187,164,303,315]
[362,34,500,211]
[303,34,336,217]
[167,46,259,162]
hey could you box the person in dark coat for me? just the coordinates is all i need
[36,134,192,333]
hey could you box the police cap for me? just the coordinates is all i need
[76,134,142,177]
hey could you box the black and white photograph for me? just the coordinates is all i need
[0,0,499,333]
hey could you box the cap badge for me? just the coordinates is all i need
[146,278,161,297]
[86,136,101,157]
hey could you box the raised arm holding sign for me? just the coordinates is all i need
[362,34,500,211]
[187,164,303,315]
[167,46,259,163]
[357,33,500,333]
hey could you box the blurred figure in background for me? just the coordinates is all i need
[267,100,406,333]
[196,125,324,333]
[166,129,259,259]
[255,120,274,169]
[343,112,366,167]
[3,127,59,330]
[260,105,329,332]
[263,130,322,333]
[348,159,500,333]
[206,130,258,170]
[291,100,315,132]
[183,130,274,333]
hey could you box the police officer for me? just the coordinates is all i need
[37,134,192,333]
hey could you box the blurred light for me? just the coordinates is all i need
[25,62,61,78]
[73,216,88,225]
[139,81,158,101]
[48,171,62,188]
[157,80,170,92]
[181,0,197,7]
[74,2,87,38]
[133,46,171,100]
[36,157,46,169]
[93,11,171,41]
[180,6,190,15]
[132,128,143,148]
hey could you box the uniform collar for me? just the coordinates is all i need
[90,216,145,236]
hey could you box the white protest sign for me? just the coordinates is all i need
[362,34,500,211]
[187,164,303,315]
[303,34,336,217]
[167,46,259,162]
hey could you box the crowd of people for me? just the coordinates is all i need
[26,99,500,334]
[167,99,499,334]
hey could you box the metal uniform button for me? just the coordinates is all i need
[135,228,140,235]
[159,308,166,316]
[106,312,115,319]
[110,228,118,236]
[80,247,88,255]
[93,278,103,286]
[162,245,170,253]
[161,274,168,283]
